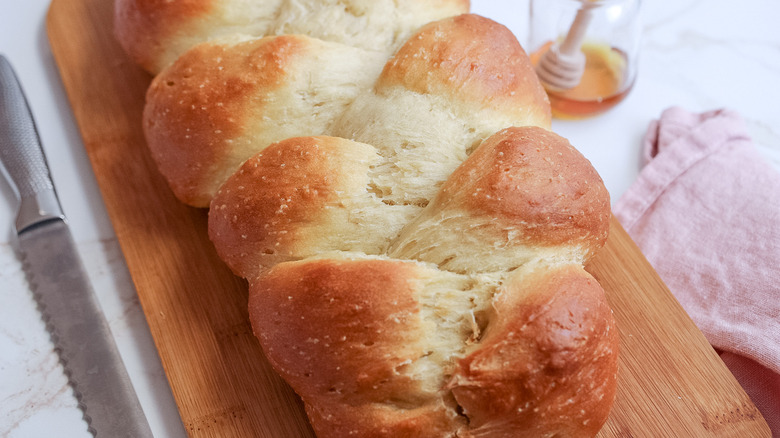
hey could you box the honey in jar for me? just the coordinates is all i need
[530,41,635,119]
[528,0,642,119]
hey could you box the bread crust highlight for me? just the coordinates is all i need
[117,2,620,435]
[218,128,617,437]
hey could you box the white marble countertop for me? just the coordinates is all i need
[1,0,778,436]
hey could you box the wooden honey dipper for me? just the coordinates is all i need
[534,1,597,90]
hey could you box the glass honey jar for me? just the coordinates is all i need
[528,0,642,119]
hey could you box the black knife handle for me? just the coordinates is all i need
[0,54,65,232]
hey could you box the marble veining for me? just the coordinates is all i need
[1,238,184,437]
[1,243,89,437]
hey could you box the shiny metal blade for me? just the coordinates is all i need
[0,54,153,437]
[18,219,153,437]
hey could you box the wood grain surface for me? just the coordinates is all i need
[46,0,770,436]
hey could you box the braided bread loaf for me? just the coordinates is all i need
[116,0,469,74]
[115,2,618,436]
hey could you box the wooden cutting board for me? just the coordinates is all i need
[46,0,771,436]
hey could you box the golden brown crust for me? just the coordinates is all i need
[439,126,610,258]
[328,14,553,212]
[208,136,339,278]
[144,35,304,207]
[248,257,467,437]
[249,258,618,438]
[211,130,615,438]
[450,264,618,437]
[214,129,615,438]
[115,0,471,74]
[145,35,386,207]
[378,14,551,130]
[250,258,426,405]
[386,126,610,276]
[127,2,617,436]
[208,136,391,279]
[115,0,215,73]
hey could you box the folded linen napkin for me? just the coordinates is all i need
[613,107,780,434]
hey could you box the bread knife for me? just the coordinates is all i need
[0,54,153,437]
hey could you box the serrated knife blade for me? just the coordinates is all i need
[0,54,153,437]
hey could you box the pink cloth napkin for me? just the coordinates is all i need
[613,107,780,434]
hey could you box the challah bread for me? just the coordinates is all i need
[331,13,551,206]
[144,13,550,208]
[446,261,617,437]
[388,126,610,274]
[143,34,387,207]
[216,126,617,437]
[250,258,617,437]
[115,0,470,74]
[116,0,619,434]
[208,135,418,279]
[207,15,556,278]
